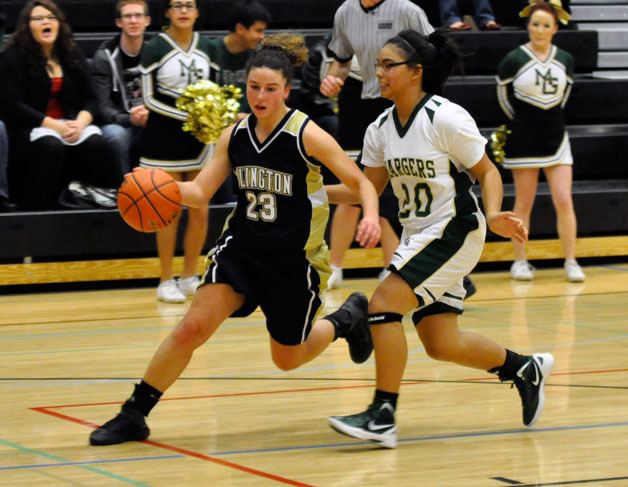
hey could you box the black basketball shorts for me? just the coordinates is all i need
[200,233,330,346]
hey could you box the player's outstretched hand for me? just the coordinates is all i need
[488,211,528,243]
[355,215,381,248]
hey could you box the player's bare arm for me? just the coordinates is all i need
[470,153,528,243]
[178,126,234,208]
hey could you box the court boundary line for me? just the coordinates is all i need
[30,407,312,487]
[24,366,628,484]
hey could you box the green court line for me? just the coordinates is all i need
[0,438,149,486]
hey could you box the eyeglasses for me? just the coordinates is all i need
[169,3,196,11]
[120,13,147,20]
[30,14,58,22]
[373,60,412,72]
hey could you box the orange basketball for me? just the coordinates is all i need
[117,168,182,233]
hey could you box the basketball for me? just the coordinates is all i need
[117,168,182,233]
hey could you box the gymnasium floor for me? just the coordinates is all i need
[1,264,627,486]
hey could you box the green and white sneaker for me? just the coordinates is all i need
[328,399,397,448]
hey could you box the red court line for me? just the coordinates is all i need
[32,382,382,410]
[31,407,314,487]
[29,366,628,484]
[31,366,628,411]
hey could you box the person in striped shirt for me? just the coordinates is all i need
[321,0,434,291]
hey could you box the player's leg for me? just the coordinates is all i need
[155,171,185,302]
[180,171,209,296]
[269,291,372,370]
[89,283,245,446]
[327,273,416,448]
[510,167,540,280]
[417,312,554,428]
[265,246,371,370]
[328,204,361,288]
[377,217,399,281]
[544,164,584,282]
[328,216,485,447]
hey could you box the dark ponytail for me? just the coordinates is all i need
[386,28,462,95]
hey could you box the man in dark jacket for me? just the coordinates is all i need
[91,0,150,173]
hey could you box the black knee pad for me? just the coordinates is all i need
[368,312,403,325]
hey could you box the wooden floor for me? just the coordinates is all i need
[1,264,628,486]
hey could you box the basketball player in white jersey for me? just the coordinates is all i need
[326,29,555,448]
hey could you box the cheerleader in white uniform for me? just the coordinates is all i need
[139,1,216,302]
[497,0,585,282]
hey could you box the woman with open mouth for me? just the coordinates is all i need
[0,0,121,210]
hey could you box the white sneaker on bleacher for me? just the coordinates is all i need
[510,260,535,281]
[156,279,186,303]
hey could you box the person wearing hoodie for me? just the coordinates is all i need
[91,0,151,173]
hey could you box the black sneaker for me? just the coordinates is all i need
[463,275,476,300]
[514,353,554,427]
[89,407,150,446]
[337,292,372,364]
[328,399,397,448]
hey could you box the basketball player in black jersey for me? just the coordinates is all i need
[89,35,382,446]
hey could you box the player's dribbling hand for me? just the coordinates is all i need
[355,215,381,248]
[487,211,528,243]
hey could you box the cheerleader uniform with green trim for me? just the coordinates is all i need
[496,44,574,169]
[138,32,216,172]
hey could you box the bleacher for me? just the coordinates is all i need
[1,0,626,287]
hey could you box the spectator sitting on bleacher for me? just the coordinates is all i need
[496,0,585,282]
[439,0,501,30]
[91,0,152,174]
[0,0,122,210]
[207,0,270,203]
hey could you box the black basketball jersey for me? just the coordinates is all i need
[226,109,329,253]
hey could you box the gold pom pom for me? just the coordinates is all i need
[490,124,511,164]
[176,80,242,144]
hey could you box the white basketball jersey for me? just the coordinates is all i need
[361,94,486,236]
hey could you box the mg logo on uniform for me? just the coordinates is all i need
[535,68,558,94]
[179,59,204,84]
